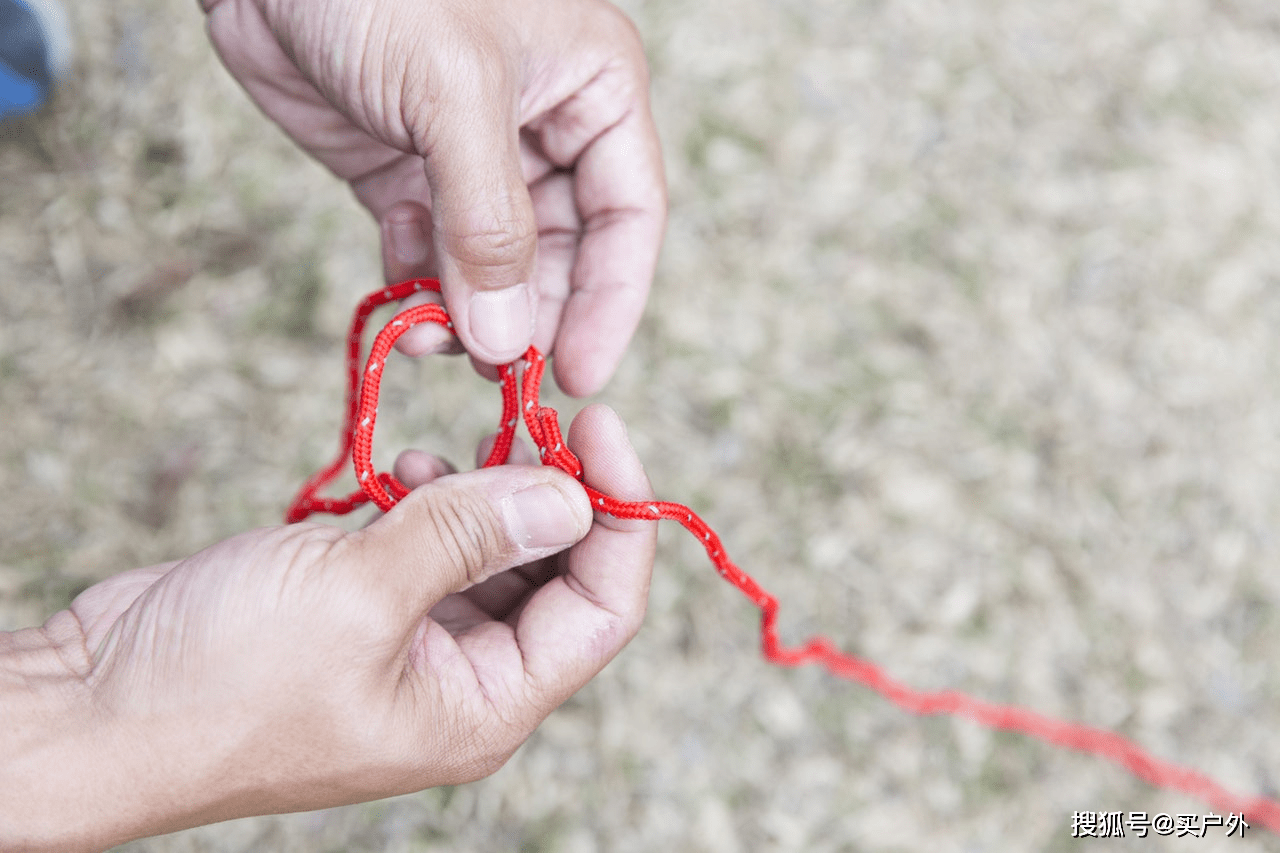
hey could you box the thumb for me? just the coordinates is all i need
[353,465,591,611]
[423,61,538,365]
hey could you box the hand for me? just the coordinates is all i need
[0,405,656,852]
[202,0,667,395]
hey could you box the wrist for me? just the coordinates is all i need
[0,609,228,852]
[0,610,254,851]
[0,614,111,852]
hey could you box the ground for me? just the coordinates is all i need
[3,0,1280,850]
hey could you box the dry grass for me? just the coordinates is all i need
[4,0,1280,850]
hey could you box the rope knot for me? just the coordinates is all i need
[281,279,1280,829]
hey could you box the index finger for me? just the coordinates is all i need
[554,105,668,396]
[511,404,658,709]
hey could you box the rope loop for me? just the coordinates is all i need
[284,279,1280,833]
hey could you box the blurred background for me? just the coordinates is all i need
[3,0,1280,849]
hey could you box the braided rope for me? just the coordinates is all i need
[287,278,1280,833]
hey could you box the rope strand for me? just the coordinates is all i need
[287,278,1280,834]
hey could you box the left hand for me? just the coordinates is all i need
[1,405,656,852]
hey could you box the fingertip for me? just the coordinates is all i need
[552,352,613,399]
[381,201,437,283]
[571,402,625,439]
[468,352,503,384]
[357,464,591,612]
[569,404,654,504]
[551,307,641,398]
[395,323,462,357]
[475,434,536,468]
[475,434,499,468]
[391,291,464,357]
[462,282,536,363]
[424,113,539,363]
[552,274,649,397]
[392,450,456,488]
[502,474,593,553]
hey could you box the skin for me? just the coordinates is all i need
[0,3,666,848]
[0,405,657,852]
[203,0,668,395]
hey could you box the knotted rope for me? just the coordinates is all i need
[288,278,1280,833]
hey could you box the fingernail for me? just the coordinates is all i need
[469,283,533,360]
[503,483,584,550]
[388,215,431,266]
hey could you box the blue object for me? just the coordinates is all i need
[0,0,58,119]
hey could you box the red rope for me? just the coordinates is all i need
[287,278,1280,832]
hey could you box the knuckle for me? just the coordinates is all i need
[411,29,510,129]
[275,524,346,586]
[441,35,508,92]
[200,0,229,17]
[439,705,526,783]
[420,489,509,586]
[439,204,537,275]
[458,723,519,780]
[595,2,644,49]
[596,7,651,86]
